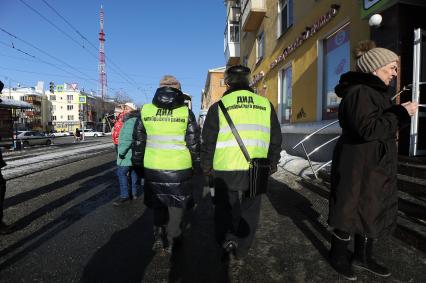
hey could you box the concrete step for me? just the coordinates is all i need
[398,155,426,179]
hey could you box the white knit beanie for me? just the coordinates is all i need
[356,47,398,73]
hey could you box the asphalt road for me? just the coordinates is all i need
[0,146,425,283]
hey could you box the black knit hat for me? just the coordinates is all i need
[0,81,4,94]
[225,65,250,87]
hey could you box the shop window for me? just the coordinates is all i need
[322,24,350,120]
[256,31,264,63]
[277,0,293,38]
[280,65,292,124]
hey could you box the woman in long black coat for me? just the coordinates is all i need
[328,41,418,280]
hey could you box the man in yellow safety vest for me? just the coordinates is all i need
[201,65,282,276]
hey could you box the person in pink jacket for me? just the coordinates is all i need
[112,102,136,152]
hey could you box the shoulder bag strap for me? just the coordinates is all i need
[218,101,251,162]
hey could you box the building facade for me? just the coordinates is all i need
[224,0,426,159]
[200,66,227,127]
[2,83,52,132]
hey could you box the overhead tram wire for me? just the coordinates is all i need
[0,27,96,83]
[40,0,149,102]
[18,0,99,62]
[0,41,98,85]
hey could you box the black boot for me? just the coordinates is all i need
[352,235,391,277]
[329,231,357,281]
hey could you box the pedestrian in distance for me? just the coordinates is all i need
[113,109,144,206]
[134,75,200,254]
[74,128,81,143]
[200,65,282,278]
[0,80,12,235]
[327,40,418,281]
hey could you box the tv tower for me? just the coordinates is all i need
[98,5,107,103]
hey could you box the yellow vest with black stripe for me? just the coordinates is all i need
[141,104,192,170]
[213,90,271,171]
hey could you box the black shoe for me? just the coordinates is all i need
[113,198,130,206]
[352,257,391,277]
[353,235,391,278]
[329,233,357,281]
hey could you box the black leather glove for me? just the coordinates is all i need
[119,154,126,159]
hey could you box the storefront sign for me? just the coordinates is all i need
[269,6,339,71]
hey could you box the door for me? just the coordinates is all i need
[410,28,426,156]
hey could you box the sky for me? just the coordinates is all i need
[0,0,227,117]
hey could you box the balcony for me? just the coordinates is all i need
[224,23,240,65]
[225,41,240,65]
[241,0,266,32]
[227,5,241,22]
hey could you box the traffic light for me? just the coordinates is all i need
[49,82,55,93]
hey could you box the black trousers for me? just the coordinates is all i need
[214,187,261,258]
[0,171,6,222]
[153,205,184,245]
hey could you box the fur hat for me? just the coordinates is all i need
[355,40,398,73]
[124,102,137,110]
[224,65,251,87]
[159,75,181,90]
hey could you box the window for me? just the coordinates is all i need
[67,115,74,121]
[229,23,240,43]
[323,24,350,119]
[220,79,225,87]
[67,95,73,101]
[50,95,56,101]
[51,116,57,121]
[67,105,73,110]
[52,105,56,111]
[280,66,292,123]
[256,31,264,63]
[277,0,293,38]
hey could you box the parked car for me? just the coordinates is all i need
[81,129,105,137]
[50,131,71,137]
[17,131,53,147]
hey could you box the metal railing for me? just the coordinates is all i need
[292,120,339,179]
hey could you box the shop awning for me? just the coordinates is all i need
[0,98,33,109]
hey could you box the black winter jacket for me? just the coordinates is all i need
[134,87,200,208]
[201,86,282,191]
[328,72,410,238]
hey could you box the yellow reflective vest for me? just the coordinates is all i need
[213,90,271,171]
[141,104,192,170]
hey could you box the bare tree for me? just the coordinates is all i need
[113,89,133,104]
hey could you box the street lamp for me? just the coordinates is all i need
[369,14,382,27]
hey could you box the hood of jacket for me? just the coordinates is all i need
[335,71,389,98]
[123,110,140,122]
[152,87,185,109]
